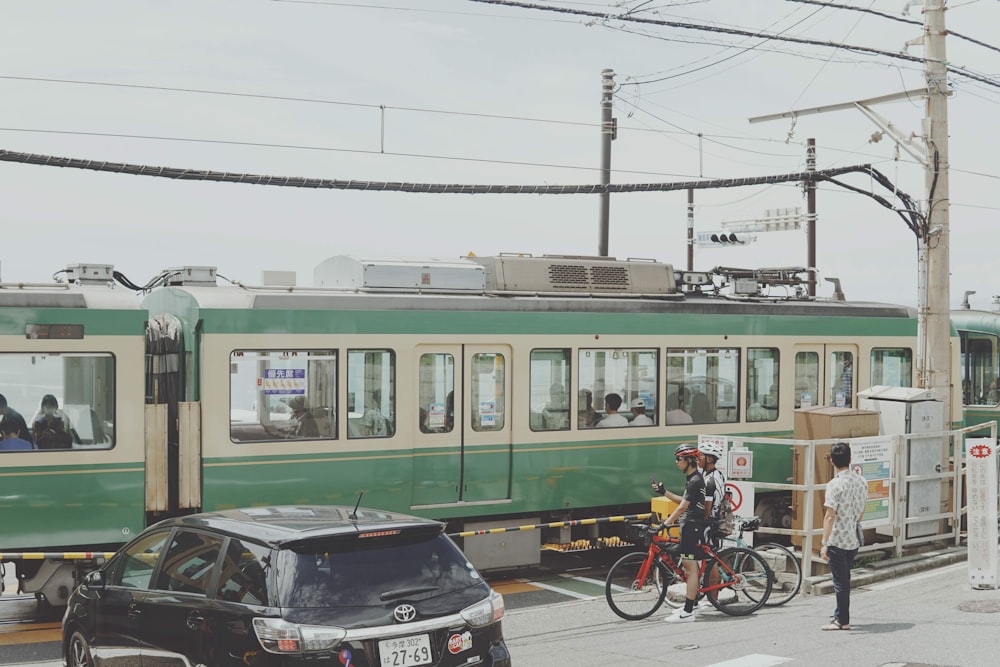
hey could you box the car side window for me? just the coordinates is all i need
[152,530,225,596]
[216,539,271,605]
[116,530,171,589]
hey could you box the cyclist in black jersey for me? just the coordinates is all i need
[652,443,706,623]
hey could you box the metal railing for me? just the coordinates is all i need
[723,421,996,577]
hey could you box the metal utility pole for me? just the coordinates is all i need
[687,189,694,271]
[920,0,952,424]
[805,139,816,297]
[599,69,615,257]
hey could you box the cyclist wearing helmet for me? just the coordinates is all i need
[698,440,727,611]
[698,440,727,540]
[651,443,706,623]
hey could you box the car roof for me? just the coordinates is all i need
[153,505,445,547]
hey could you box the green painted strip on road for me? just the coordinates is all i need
[522,574,606,600]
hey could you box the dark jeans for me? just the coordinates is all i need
[827,545,858,625]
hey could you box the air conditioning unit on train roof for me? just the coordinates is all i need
[313,255,485,291]
[465,254,677,295]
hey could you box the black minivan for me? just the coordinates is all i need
[62,505,510,667]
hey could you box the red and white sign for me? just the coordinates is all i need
[966,437,998,589]
[727,480,755,546]
[728,449,753,478]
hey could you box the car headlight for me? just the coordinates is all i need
[252,617,347,654]
[460,589,504,628]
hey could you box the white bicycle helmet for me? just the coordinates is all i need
[698,441,725,460]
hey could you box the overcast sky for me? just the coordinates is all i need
[3,0,998,308]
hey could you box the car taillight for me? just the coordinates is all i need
[252,617,347,654]
[460,589,504,628]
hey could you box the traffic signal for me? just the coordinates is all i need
[695,231,756,248]
[709,232,748,245]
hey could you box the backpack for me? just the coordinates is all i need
[713,489,735,538]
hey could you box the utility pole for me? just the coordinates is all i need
[687,189,694,271]
[805,139,816,297]
[599,69,615,257]
[920,0,952,424]
[748,2,952,420]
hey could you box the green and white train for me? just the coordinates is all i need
[0,254,981,605]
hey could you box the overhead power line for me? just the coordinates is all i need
[0,148,922,237]
[787,0,1000,54]
[468,0,1000,89]
[0,147,865,194]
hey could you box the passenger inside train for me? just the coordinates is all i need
[32,394,74,450]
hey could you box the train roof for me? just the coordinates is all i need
[950,309,1000,333]
[141,254,917,320]
[0,282,141,310]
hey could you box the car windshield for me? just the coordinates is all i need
[276,533,482,608]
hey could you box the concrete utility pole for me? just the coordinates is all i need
[920,0,952,424]
[599,69,615,257]
[748,1,953,420]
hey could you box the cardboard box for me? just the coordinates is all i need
[792,407,880,549]
[793,406,881,440]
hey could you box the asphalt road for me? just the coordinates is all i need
[3,554,997,667]
[502,561,1000,666]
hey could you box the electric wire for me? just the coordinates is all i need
[468,0,1000,89]
[0,147,927,241]
[787,0,1000,55]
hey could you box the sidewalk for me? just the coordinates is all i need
[805,544,968,595]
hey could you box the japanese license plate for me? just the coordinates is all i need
[378,633,432,667]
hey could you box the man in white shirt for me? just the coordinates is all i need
[597,393,629,427]
[629,398,654,426]
[819,441,867,631]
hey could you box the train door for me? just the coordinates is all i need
[793,345,858,409]
[411,345,512,508]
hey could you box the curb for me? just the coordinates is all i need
[804,545,967,596]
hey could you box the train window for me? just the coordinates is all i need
[665,348,739,425]
[579,348,658,428]
[830,352,854,407]
[347,350,396,439]
[871,348,913,389]
[229,350,337,442]
[471,353,505,432]
[530,349,570,432]
[419,354,454,433]
[960,332,999,406]
[747,348,779,423]
[0,352,115,451]
[794,352,819,409]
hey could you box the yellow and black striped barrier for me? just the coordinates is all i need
[0,552,115,561]
[447,513,653,538]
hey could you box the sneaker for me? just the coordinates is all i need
[664,608,697,623]
[697,598,714,611]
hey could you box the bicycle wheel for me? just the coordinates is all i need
[755,543,802,606]
[605,551,671,620]
[708,547,772,616]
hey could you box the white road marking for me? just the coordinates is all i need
[704,654,793,667]
[524,579,599,600]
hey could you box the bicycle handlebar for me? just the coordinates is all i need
[648,522,681,537]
